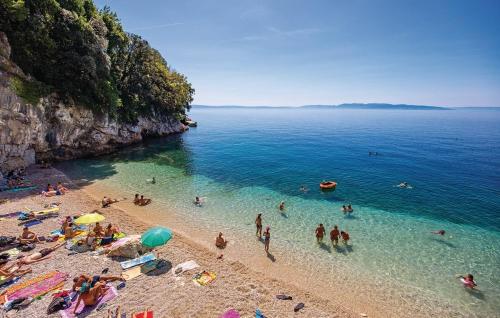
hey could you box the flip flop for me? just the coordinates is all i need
[101,267,109,274]
[276,294,293,300]
[117,282,126,290]
[294,303,304,312]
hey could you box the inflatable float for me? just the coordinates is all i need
[319,181,337,190]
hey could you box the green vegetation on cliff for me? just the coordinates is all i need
[0,0,194,122]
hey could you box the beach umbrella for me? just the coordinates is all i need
[74,212,105,225]
[141,226,173,248]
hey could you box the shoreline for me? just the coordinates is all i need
[0,166,357,317]
[68,168,477,318]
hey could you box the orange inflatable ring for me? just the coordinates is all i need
[319,181,337,190]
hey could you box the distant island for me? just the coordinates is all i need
[192,103,450,110]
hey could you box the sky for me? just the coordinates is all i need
[95,0,500,107]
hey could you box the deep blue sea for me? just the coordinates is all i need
[59,108,500,316]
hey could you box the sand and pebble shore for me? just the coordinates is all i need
[0,166,359,318]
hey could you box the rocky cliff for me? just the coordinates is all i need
[0,32,186,174]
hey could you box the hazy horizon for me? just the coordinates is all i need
[96,0,500,107]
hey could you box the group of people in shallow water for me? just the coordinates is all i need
[315,224,350,246]
[133,194,151,206]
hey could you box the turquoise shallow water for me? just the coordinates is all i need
[58,108,500,316]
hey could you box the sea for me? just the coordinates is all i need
[58,107,500,317]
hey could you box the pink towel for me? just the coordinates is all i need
[220,309,240,318]
[60,286,118,318]
[5,272,68,302]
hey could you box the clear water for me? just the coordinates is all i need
[58,108,500,316]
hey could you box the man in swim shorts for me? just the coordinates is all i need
[330,225,340,247]
[315,224,325,243]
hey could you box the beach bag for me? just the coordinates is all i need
[19,244,35,252]
[47,296,68,314]
[0,236,16,247]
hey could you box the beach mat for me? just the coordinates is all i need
[0,211,22,218]
[22,219,43,227]
[172,260,199,275]
[193,271,216,286]
[2,247,20,257]
[1,271,68,303]
[133,310,153,318]
[122,260,161,280]
[120,253,156,270]
[60,286,118,318]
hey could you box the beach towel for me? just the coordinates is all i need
[2,248,20,257]
[1,271,68,303]
[220,309,240,318]
[60,286,118,318]
[120,253,156,270]
[172,260,199,275]
[133,310,153,318]
[22,219,43,227]
[26,207,60,215]
[0,212,21,218]
[193,271,216,286]
[0,276,21,288]
[121,259,163,280]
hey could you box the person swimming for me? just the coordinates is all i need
[459,274,477,289]
[299,185,308,193]
[341,205,347,214]
[347,204,353,213]
[279,201,285,211]
[397,182,412,188]
[152,177,156,184]
[315,224,325,243]
[432,230,446,235]
[194,196,202,206]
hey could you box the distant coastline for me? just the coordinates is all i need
[192,103,500,110]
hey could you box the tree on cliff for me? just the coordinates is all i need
[0,0,194,122]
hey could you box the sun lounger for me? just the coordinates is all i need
[120,253,156,270]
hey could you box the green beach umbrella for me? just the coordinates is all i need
[74,212,105,225]
[141,226,173,248]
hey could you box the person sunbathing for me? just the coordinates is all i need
[61,216,72,232]
[138,195,152,206]
[104,224,118,238]
[72,274,124,292]
[57,182,68,194]
[102,196,119,208]
[73,281,109,314]
[64,222,78,239]
[92,222,105,237]
[19,226,41,244]
[16,242,65,265]
[215,232,227,249]
[0,260,32,279]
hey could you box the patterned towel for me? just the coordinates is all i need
[60,286,118,318]
[1,271,68,303]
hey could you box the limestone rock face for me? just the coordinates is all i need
[0,32,186,173]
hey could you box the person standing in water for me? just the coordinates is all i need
[315,224,325,243]
[264,226,271,253]
[341,230,350,245]
[255,213,263,237]
[279,201,285,211]
[330,225,340,247]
